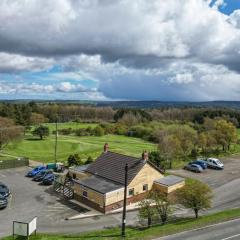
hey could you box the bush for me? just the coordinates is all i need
[93,126,105,136]
[67,154,83,166]
[114,124,128,135]
[85,156,94,164]
[58,128,72,135]
[75,128,91,136]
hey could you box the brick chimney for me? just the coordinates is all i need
[104,143,109,153]
[142,150,148,161]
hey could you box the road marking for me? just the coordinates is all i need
[221,233,240,240]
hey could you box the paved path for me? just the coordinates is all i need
[156,218,240,240]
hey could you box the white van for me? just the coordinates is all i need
[206,158,224,170]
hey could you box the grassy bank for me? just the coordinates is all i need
[3,134,156,163]
[2,209,240,240]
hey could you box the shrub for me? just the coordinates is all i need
[93,126,105,136]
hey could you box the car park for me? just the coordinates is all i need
[190,160,208,169]
[26,166,46,177]
[206,158,224,170]
[184,163,203,173]
[0,182,10,198]
[32,169,53,182]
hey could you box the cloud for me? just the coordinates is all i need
[0,80,98,95]
[228,10,240,28]
[0,0,240,100]
[212,0,227,10]
[0,52,54,73]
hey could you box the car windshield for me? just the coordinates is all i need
[216,160,222,164]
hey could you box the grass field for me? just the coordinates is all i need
[3,134,156,163]
[2,209,240,240]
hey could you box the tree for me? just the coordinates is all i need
[176,179,212,218]
[118,112,141,127]
[30,113,48,125]
[148,151,163,168]
[138,198,156,228]
[32,125,49,140]
[67,154,83,166]
[150,191,173,224]
[158,131,182,169]
[0,117,24,149]
[215,119,237,151]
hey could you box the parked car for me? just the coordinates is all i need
[26,166,46,177]
[206,158,224,170]
[0,195,8,209]
[42,173,55,185]
[0,182,10,198]
[32,170,52,182]
[184,163,203,173]
[190,160,208,170]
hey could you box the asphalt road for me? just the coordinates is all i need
[156,218,240,240]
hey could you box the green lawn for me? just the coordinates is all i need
[2,209,240,240]
[27,122,98,133]
[3,135,156,163]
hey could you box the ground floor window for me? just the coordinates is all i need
[143,184,148,191]
[82,190,88,198]
[128,188,134,196]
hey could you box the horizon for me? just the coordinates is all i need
[0,0,240,101]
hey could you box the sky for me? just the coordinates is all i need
[0,0,240,101]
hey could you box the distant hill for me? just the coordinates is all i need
[96,101,240,109]
[1,99,240,109]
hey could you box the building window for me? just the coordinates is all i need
[143,184,148,191]
[128,188,134,196]
[82,191,88,198]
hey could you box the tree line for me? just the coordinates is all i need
[1,102,240,126]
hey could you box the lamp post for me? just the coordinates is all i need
[121,163,128,238]
[54,116,58,164]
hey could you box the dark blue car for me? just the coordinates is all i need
[42,173,55,185]
[26,166,46,177]
[190,160,208,170]
[32,170,52,182]
[0,194,8,209]
[0,182,10,198]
